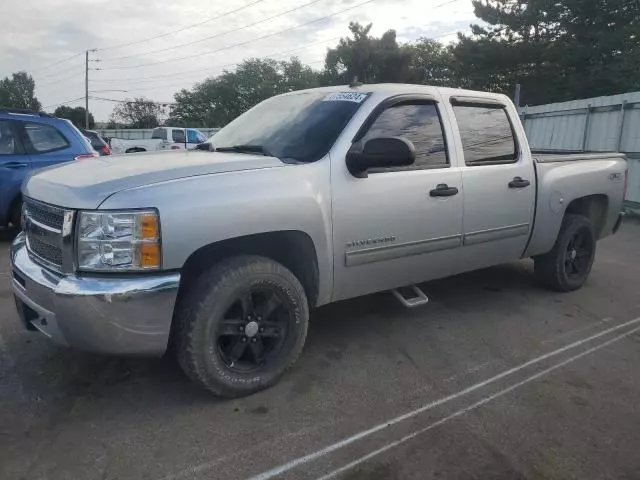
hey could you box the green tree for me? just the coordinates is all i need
[454,0,640,104]
[169,58,319,127]
[110,97,166,128]
[53,106,95,129]
[407,38,457,86]
[0,71,41,110]
[322,22,413,85]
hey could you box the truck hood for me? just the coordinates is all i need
[23,150,284,209]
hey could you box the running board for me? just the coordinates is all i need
[391,285,429,308]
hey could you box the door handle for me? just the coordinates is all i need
[430,184,459,197]
[508,177,530,188]
[1,162,28,169]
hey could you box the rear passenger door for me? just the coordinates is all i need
[448,96,535,271]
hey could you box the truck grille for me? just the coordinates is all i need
[27,236,64,266]
[24,200,64,230]
[23,199,69,272]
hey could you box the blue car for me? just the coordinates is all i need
[0,109,97,227]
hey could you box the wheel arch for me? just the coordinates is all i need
[564,194,609,239]
[526,193,611,257]
[175,230,320,313]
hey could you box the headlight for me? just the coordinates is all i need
[77,210,161,271]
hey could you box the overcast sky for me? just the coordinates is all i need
[1,0,478,122]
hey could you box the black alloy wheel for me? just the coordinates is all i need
[216,288,292,372]
[534,214,597,292]
[564,226,595,279]
[176,255,309,397]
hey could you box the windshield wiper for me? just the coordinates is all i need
[215,145,275,157]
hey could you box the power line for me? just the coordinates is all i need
[109,59,326,93]
[32,64,84,82]
[42,96,85,110]
[29,52,84,74]
[91,36,341,85]
[101,0,381,70]
[101,0,327,62]
[90,96,176,105]
[101,0,463,71]
[90,24,460,88]
[37,69,85,88]
[96,0,267,53]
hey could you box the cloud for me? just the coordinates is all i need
[0,0,478,121]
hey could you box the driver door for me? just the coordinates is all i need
[331,96,464,301]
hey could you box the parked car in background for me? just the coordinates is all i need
[80,128,110,156]
[10,85,627,397]
[109,127,206,154]
[0,108,97,228]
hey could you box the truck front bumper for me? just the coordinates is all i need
[10,232,180,356]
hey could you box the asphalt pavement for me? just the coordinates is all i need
[1,221,639,480]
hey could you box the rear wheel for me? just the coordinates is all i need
[534,214,596,292]
[175,255,308,397]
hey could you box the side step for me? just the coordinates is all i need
[391,285,429,308]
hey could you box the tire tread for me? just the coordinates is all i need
[175,255,308,397]
[534,214,595,292]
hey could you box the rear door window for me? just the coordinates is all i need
[23,123,70,154]
[452,105,517,165]
[172,129,186,143]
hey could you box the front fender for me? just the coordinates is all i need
[99,160,334,305]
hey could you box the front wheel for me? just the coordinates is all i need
[175,255,309,397]
[534,214,596,292]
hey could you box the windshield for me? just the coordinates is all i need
[209,90,369,163]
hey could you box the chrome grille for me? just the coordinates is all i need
[23,198,69,272]
[27,236,63,266]
[24,200,64,230]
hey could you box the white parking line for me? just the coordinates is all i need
[248,316,640,480]
[317,324,640,480]
[540,317,614,345]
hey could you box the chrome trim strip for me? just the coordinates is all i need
[27,216,61,234]
[61,210,75,273]
[346,234,462,267]
[463,223,530,246]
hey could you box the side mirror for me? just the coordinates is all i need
[195,142,213,151]
[346,137,416,178]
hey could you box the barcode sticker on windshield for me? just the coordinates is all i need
[323,92,368,103]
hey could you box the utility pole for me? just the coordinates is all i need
[84,49,99,129]
[85,50,89,129]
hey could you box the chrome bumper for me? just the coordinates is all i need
[10,232,180,356]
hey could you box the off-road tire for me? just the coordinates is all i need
[175,255,308,397]
[534,214,596,292]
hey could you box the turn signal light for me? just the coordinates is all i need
[138,243,161,269]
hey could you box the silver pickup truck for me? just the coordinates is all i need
[10,84,627,397]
